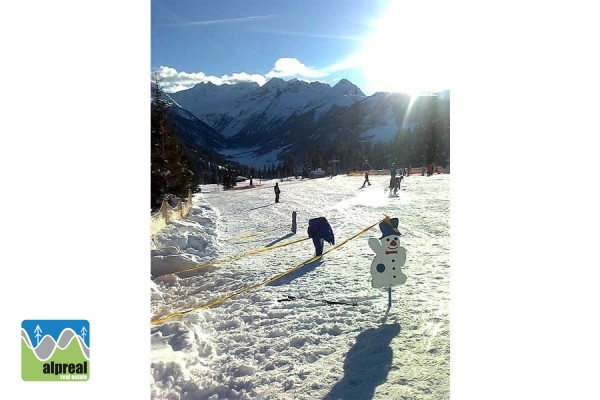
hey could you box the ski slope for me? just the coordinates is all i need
[151,173,450,399]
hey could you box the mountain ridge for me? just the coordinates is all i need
[160,78,449,170]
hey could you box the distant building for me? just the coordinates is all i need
[309,168,327,179]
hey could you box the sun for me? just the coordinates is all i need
[357,1,451,96]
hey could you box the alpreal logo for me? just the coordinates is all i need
[21,319,90,381]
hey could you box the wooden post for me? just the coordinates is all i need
[388,287,392,308]
[291,211,297,233]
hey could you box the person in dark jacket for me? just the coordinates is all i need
[274,182,281,203]
[362,172,371,188]
[307,217,335,256]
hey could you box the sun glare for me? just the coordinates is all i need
[358,1,451,96]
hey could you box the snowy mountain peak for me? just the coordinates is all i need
[229,81,261,90]
[264,77,287,89]
[333,78,359,91]
[332,79,366,99]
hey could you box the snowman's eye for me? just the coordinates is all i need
[386,238,390,241]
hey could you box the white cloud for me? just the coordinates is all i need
[322,53,362,74]
[153,66,266,92]
[265,58,326,79]
[221,72,267,86]
[153,57,333,93]
[163,15,276,27]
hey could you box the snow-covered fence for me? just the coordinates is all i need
[151,192,193,237]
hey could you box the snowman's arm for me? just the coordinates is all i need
[368,238,382,253]
[397,247,407,266]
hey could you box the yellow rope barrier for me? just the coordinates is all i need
[160,236,310,277]
[232,224,289,241]
[151,218,384,325]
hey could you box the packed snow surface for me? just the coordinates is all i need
[151,173,450,399]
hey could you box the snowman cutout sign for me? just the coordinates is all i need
[369,217,407,288]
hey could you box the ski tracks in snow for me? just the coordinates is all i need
[151,174,450,400]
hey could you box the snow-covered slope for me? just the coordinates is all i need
[151,173,450,399]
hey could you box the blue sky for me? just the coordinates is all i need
[151,0,453,95]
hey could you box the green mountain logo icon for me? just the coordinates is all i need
[21,320,90,381]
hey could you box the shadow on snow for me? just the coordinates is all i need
[265,232,295,247]
[324,323,401,400]
[266,258,323,286]
[244,203,273,212]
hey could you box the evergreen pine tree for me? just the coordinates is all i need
[151,76,197,210]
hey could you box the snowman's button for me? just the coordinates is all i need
[376,263,385,273]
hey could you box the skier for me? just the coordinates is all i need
[274,182,281,203]
[389,163,397,189]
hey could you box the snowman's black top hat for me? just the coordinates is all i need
[379,216,401,239]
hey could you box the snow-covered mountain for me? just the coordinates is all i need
[165,78,449,167]
[166,81,260,134]
[170,78,366,139]
[163,91,226,151]
[152,88,234,173]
